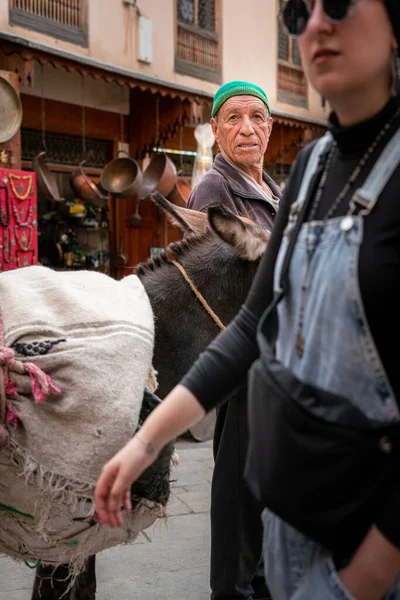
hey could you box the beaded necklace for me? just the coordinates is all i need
[12,201,34,228]
[14,226,33,252]
[8,173,33,201]
[296,105,400,358]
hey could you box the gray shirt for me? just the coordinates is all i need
[187,154,282,230]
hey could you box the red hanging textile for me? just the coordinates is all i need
[0,168,38,271]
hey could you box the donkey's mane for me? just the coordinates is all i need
[134,230,213,276]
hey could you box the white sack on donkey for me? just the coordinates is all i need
[0,265,168,575]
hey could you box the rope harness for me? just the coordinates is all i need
[168,255,226,332]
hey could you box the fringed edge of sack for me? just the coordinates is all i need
[2,438,168,598]
[5,438,170,537]
[7,437,96,527]
[3,536,94,600]
[2,496,167,598]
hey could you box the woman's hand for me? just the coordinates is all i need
[95,384,205,527]
[338,526,400,600]
[95,435,157,528]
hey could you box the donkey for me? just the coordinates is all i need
[30,194,270,600]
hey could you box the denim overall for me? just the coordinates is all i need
[262,129,400,600]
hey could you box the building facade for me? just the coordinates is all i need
[0,0,328,271]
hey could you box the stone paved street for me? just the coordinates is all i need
[0,438,214,600]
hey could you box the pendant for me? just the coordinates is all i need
[14,225,33,252]
[296,330,305,358]
[340,216,354,232]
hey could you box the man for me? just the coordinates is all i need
[187,80,281,600]
[187,80,280,227]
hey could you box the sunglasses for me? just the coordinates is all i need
[280,0,357,36]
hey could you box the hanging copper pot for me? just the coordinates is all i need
[167,177,192,207]
[32,151,64,202]
[100,151,143,199]
[141,152,177,199]
[70,161,106,204]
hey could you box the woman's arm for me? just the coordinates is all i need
[95,384,204,527]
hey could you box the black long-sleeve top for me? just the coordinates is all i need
[181,94,400,549]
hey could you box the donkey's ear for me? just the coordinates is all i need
[208,204,270,261]
[150,191,208,234]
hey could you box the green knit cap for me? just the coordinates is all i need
[211,80,271,118]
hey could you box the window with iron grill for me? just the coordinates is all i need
[198,0,215,32]
[21,129,112,168]
[291,38,302,67]
[9,0,88,47]
[177,0,215,31]
[278,21,289,62]
[178,0,195,25]
[277,0,307,106]
[278,3,302,67]
[176,0,220,84]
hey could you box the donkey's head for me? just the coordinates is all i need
[150,191,269,260]
[135,192,270,397]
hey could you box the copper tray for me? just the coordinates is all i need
[0,76,23,143]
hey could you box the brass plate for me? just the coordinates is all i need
[0,76,23,143]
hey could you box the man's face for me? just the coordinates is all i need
[211,96,273,170]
